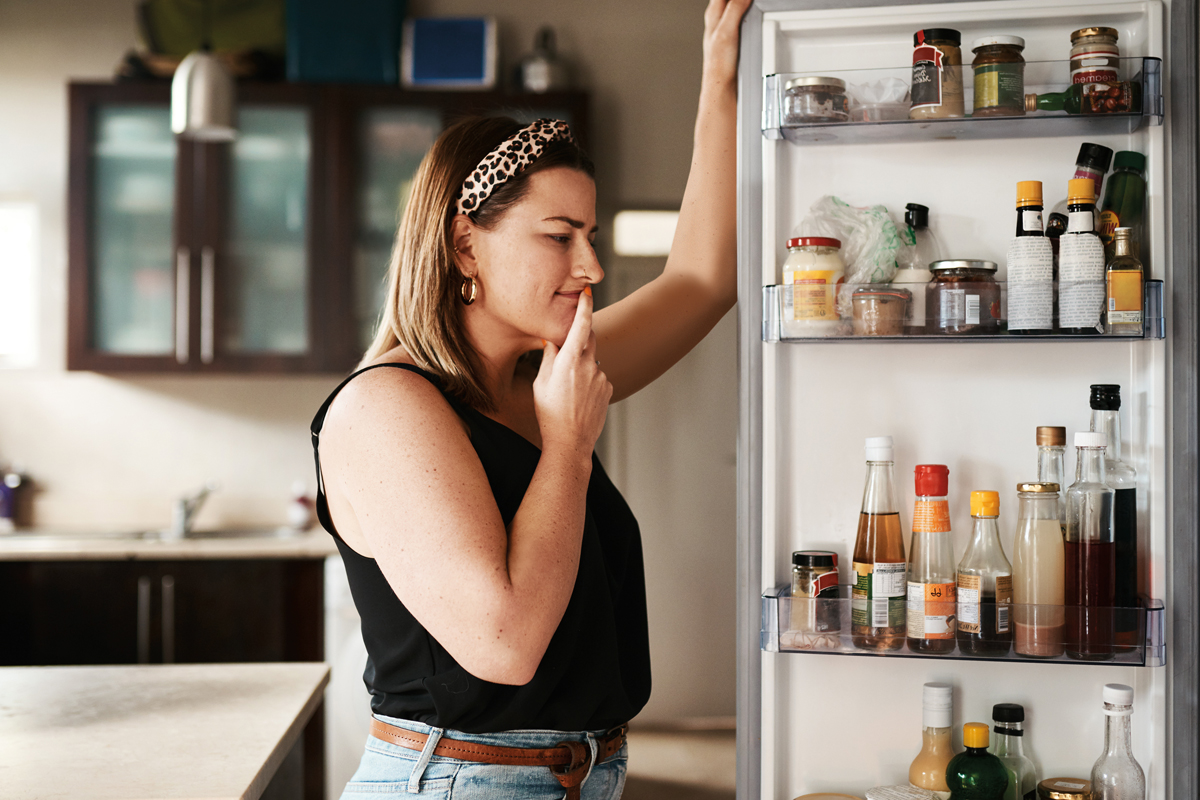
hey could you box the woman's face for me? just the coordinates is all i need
[466,166,602,348]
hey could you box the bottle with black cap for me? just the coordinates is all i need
[990,703,1038,800]
[894,203,942,334]
[1050,143,1116,230]
[1090,384,1139,651]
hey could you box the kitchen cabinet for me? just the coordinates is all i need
[67,82,589,372]
[0,558,323,666]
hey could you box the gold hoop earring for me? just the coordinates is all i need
[460,276,478,305]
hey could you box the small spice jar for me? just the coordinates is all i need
[911,29,965,119]
[790,550,840,633]
[926,260,1002,335]
[783,76,850,124]
[1037,777,1093,800]
[1070,27,1120,85]
[972,35,1026,117]
[852,286,911,336]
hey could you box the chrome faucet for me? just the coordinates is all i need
[167,482,219,539]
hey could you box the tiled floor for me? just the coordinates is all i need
[623,728,736,800]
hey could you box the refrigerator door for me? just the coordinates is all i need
[736,1,1199,798]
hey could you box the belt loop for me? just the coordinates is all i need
[406,726,444,793]
[576,732,600,794]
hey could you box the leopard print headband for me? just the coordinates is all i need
[455,119,575,217]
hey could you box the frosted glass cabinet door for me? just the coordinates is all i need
[222,106,311,356]
[91,106,177,355]
[355,108,441,350]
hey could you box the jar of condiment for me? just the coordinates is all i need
[926,260,1002,335]
[852,286,911,336]
[790,550,840,633]
[781,237,845,338]
[1037,777,1093,799]
[911,29,965,119]
[972,36,1025,117]
[783,76,850,124]
[1070,27,1120,85]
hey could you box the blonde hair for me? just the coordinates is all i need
[360,116,594,411]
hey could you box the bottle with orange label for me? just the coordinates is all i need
[907,464,957,654]
[1105,228,1144,336]
[781,236,846,338]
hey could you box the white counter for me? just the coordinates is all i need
[0,528,338,560]
[0,662,329,800]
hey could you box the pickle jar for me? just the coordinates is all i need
[972,35,1026,117]
[926,260,1002,335]
[783,76,850,124]
[911,28,965,119]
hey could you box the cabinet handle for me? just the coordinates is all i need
[137,576,151,664]
[161,575,176,664]
[200,246,215,365]
[175,247,190,365]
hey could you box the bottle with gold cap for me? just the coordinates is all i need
[1035,426,1068,532]
[947,722,1009,799]
[956,491,1013,655]
[1012,483,1065,659]
[1007,180,1054,334]
[1105,227,1144,336]
[1058,177,1107,335]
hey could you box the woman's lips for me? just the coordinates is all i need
[557,291,582,301]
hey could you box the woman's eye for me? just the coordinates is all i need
[549,235,571,244]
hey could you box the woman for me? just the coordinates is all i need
[311,1,749,797]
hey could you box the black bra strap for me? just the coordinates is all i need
[310,363,443,536]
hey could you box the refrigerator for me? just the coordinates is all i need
[734,1,1199,798]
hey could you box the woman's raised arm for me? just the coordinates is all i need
[594,0,750,402]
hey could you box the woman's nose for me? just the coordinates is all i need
[575,242,604,284]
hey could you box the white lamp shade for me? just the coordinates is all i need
[171,50,236,141]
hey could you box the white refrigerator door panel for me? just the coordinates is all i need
[751,1,1171,798]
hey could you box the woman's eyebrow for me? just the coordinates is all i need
[543,215,600,234]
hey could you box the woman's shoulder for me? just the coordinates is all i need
[325,348,463,443]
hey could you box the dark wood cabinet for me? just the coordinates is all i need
[0,558,323,666]
[67,81,588,373]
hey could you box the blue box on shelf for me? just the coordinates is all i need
[401,17,498,90]
[286,0,405,84]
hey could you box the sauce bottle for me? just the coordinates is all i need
[1007,181,1054,335]
[1012,483,1065,659]
[956,491,1013,655]
[1059,178,1107,335]
[910,682,955,799]
[907,464,956,653]
[990,704,1038,800]
[852,436,907,651]
[947,723,1009,799]
[1065,432,1116,660]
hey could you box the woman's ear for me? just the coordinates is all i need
[450,214,478,275]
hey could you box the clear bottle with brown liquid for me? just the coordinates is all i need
[852,436,907,650]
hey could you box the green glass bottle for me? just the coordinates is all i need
[947,722,1009,800]
[1023,83,1138,115]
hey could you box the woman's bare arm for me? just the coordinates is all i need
[594,0,749,402]
[321,295,610,685]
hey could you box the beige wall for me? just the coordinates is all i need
[0,0,735,722]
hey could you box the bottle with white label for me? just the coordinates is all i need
[1007,180,1054,334]
[1059,177,1107,335]
[907,464,957,654]
[956,490,1013,655]
[852,436,907,651]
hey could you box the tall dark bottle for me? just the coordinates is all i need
[1065,431,1116,660]
[1090,385,1139,651]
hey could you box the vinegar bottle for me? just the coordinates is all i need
[851,436,907,651]
[1035,426,1068,534]
[910,682,955,799]
[1090,384,1139,652]
[1012,483,1065,659]
[907,464,957,654]
[956,491,1013,655]
[1091,684,1146,800]
[947,723,1009,800]
[1065,431,1116,660]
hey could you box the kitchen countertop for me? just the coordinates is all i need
[0,527,339,560]
[0,662,329,800]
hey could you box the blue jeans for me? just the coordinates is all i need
[340,715,628,799]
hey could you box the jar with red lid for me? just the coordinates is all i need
[781,236,846,337]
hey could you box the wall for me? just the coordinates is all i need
[0,0,736,722]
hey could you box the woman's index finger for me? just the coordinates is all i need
[560,290,594,360]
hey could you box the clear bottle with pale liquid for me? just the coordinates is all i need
[910,682,956,799]
[852,436,907,651]
[1013,482,1065,659]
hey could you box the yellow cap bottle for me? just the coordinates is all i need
[1068,177,1096,205]
[970,490,1000,517]
[963,721,990,748]
[1016,180,1043,208]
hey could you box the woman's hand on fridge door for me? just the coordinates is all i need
[591,0,748,403]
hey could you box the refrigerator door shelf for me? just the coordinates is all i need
[761,584,1165,667]
[763,57,1163,144]
[762,281,1165,342]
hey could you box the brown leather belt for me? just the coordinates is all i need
[369,717,628,799]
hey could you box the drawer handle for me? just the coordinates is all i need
[175,247,190,364]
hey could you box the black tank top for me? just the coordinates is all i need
[310,363,651,732]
